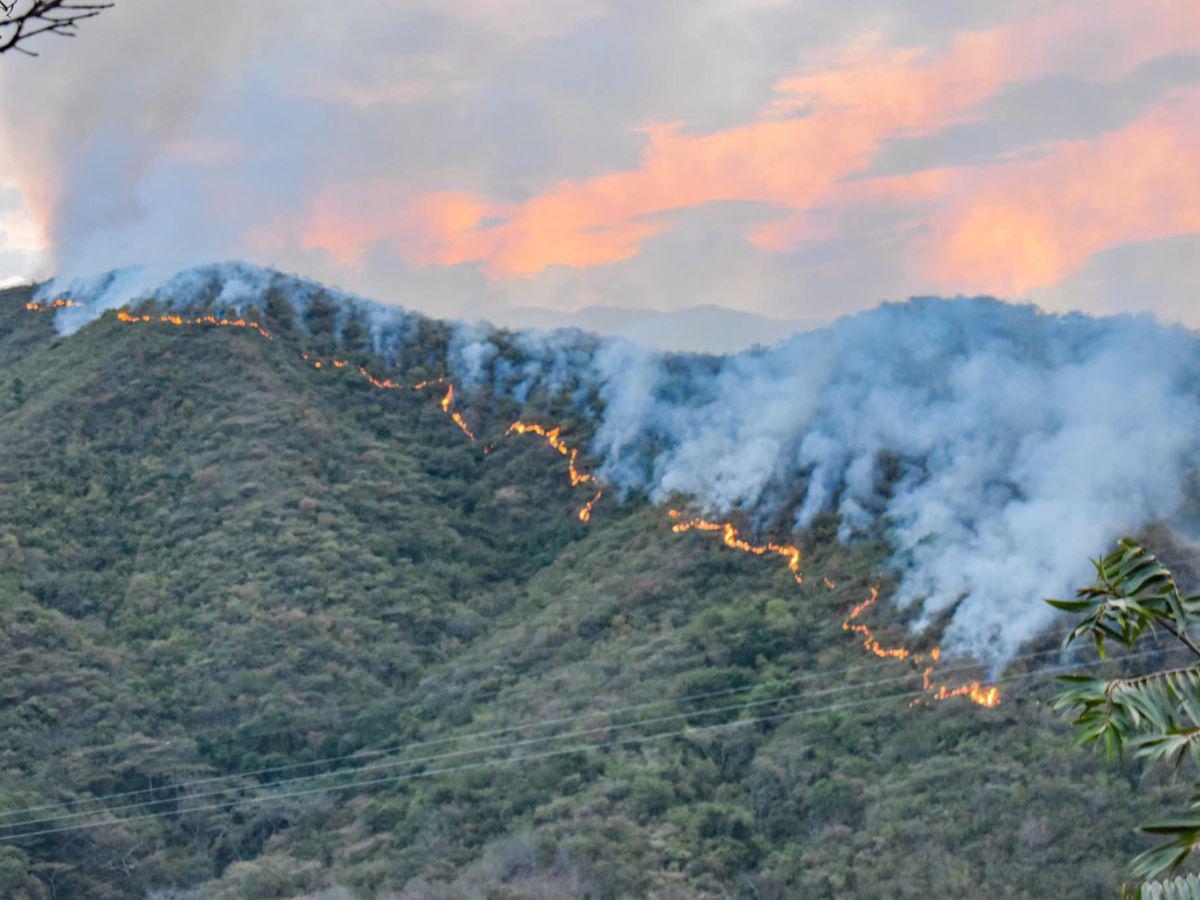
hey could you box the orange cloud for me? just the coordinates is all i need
[299,184,499,267]
[921,88,1200,296]
[295,0,1200,290]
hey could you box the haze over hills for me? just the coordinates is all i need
[492,304,825,355]
[2,272,1197,898]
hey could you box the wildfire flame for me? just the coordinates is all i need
[21,300,1000,708]
[505,422,595,487]
[668,512,999,707]
[667,510,802,584]
[505,420,602,519]
[917,668,1001,708]
[578,490,603,522]
[437,384,476,440]
[115,309,272,340]
[24,298,80,311]
[357,366,405,390]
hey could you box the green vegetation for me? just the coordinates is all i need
[1050,541,1200,898]
[0,285,1193,898]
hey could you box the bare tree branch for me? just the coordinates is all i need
[0,0,113,57]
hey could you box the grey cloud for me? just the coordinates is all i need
[1036,233,1200,326]
[258,197,920,338]
[3,0,1194,332]
[862,52,1200,178]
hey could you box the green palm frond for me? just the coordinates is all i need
[1048,540,1200,659]
[1046,539,1200,886]
[1125,873,1200,900]
[1132,809,1200,885]
[1053,667,1200,759]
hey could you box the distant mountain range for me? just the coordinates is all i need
[492,303,825,354]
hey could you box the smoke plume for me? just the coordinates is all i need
[37,264,1200,662]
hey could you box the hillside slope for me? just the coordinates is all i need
[0,285,1188,899]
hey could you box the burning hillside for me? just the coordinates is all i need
[33,261,1200,666]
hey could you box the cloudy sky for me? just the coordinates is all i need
[0,0,1197,331]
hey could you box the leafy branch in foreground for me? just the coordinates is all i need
[1049,539,1200,895]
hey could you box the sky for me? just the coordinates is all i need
[0,0,1197,335]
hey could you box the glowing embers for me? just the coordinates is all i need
[301,354,349,370]
[667,510,1000,708]
[505,422,595,487]
[349,367,472,438]
[578,490,603,522]
[492,419,602,520]
[115,310,272,340]
[842,588,998,707]
[436,383,476,440]
[667,510,802,584]
[506,420,601,520]
[357,366,410,390]
[24,298,80,311]
[841,586,933,663]
[918,668,1001,708]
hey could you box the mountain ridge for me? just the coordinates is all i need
[28,261,1200,665]
[0,281,1192,898]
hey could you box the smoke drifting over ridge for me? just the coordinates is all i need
[582,300,1200,660]
[37,264,1200,662]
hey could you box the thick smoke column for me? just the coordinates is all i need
[586,299,1200,660]
[39,265,1200,662]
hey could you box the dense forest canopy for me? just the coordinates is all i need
[1,283,1196,898]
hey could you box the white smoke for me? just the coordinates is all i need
[36,265,1200,661]
[38,261,424,359]
[585,298,1200,660]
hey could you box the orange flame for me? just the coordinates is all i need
[357,365,404,390]
[506,420,602,520]
[22,301,999,708]
[437,384,476,440]
[840,590,995,706]
[578,490,603,522]
[667,510,802,584]
[841,586,928,662]
[505,421,594,487]
[114,309,272,340]
[24,297,80,311]
[667,509,998,708]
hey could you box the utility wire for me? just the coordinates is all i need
[3,638,926,802]
[0,644,1176,840]
[0,640,1093,826]
[0,659,1144,844]
[0,631,1112,822]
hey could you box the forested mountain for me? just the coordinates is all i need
[0,282,1191,898]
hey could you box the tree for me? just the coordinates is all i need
[1049,540,1200,899]
[0,0,112,56]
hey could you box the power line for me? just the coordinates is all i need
[3,638,924,810]
[0,645,1176,841]
[0,642,1077,826]
[0,662,1122,844]
[0,632,1105,822]
[0,660,993,830]
[17,591,944,759]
